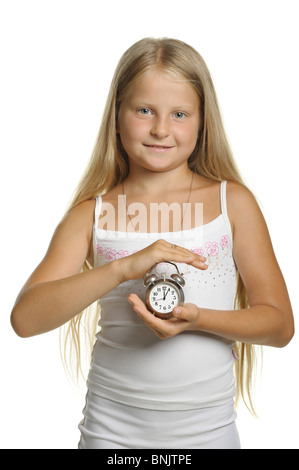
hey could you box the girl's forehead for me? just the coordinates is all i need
[125,67,198,102]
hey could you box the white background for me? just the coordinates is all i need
[1,0,298,449]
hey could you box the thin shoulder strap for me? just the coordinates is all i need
[94,194,102,227]
[92,194,102,267]
[220,181,228,214]
[220,181,233,248]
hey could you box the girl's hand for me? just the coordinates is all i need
[117,239,208,282]
[128,293,199,339]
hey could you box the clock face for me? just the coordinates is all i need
[148,281,180,316]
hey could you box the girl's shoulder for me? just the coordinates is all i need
[225,181,264,238]
[60,198,98,266]
[61,198,96,228]
[226,181,258,214]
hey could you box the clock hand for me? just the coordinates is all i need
[155,289,171,302]
[164,288,170,299]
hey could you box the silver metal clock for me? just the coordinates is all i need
[143,262,185,319]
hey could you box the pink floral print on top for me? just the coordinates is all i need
[190,234,230,268]
[96,233,230,265]
[206,241,219,258]
[96,244,133,261]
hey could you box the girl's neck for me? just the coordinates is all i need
[124,165,193,197]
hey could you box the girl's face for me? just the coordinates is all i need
[117,68,200,175]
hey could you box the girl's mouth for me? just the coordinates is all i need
[144,144,174,152]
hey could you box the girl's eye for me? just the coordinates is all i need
[138,108,152,115]
[174,112,187,119]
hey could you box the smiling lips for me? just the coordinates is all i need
[144,144,174,152]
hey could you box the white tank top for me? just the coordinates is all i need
[87,181,237,410]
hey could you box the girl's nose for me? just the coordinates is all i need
[150,118,170,139]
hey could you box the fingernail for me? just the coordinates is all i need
[199,261,208,268]
[173,307,181,316]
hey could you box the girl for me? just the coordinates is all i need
[11,38,294,449]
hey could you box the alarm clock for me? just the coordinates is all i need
[143,261,185,319]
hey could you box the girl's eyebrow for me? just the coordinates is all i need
[130,100,196,111]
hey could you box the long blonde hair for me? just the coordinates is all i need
[61,37,260,414]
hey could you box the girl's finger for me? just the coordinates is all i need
[162,242,208,269]
[128,294,166,334]
[164,241,205,258]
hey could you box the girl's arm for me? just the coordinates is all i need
[11,200,207,338]
[129,184,294,347]
[189,183,294,347]
[10,200,123,337]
